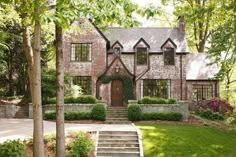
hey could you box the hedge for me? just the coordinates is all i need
[128,104,183,121]
[128,104,142,121]
[142,112,183,121]
[44,95,96,104]
[138,97,177,104]
[44,111,91,120]
[44,104,106,121]
[91,104,106,120]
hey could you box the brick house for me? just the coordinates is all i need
[63,17,219,106]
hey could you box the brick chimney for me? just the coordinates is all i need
[178,16,185,33]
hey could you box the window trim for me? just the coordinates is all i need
[114,47,121,56]
[142,79,171,98]
[163,47,175,65]
[137,47,148,65]
[192,84,214,101]
[72,76,92,95]
[70,43,92,62]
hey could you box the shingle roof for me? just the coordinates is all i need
[186,53,219,80]
[103,27,188,53]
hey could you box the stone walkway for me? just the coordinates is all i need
[0,119,136,143]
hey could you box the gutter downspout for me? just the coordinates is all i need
[180,55,183,100]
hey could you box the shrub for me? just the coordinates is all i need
[44,110,56,119]
[64,111,91,120]
[91,104,106,120]
[142,112,183,121]
[68,132,94,157]
[45,95,96,104]
[198,109,224,120]
[44,111,91,120]
[225,117,236,125]
[168,98,177,104]
[128,104,142,121]
[0,139,25,157]
[197,98,234,115]
[138,97,177,104]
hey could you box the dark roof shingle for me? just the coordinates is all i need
[103,27,188,52]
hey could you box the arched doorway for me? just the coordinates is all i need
[111,80,123,106]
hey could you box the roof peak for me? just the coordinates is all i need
[106,27,178,30]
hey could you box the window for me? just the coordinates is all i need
[73,76,91,95]
[143,79,170,98]
[71,43,92,62]
[137,48,147,65]
[164,48,174,65]
[192,84,213,101]
[114,47,120,56]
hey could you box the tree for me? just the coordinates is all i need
[162,0,231,52]
[208,0,236,103]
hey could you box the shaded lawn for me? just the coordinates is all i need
[137,123,236,157]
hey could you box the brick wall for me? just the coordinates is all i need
[63,19,107,96]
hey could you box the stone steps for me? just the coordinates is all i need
[97,131,140,157]
[105,107,130,124]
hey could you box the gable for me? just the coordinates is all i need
[103,27,189,53]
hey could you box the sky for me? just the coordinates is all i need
[132,0,175,27]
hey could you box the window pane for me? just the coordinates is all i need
[164,48,174,65]
[73,76,91,95]
[143,79,170,98]
[71,43,92,62]
[192,84,213,101]
[114,47,120,56]
[137,48,147,65]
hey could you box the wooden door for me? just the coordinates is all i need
[111,80,123,106]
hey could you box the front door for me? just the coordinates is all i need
[111,80,123,106]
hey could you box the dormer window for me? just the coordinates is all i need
[164,48,174,65]
[114,47,120,56]
[137,48,147,65]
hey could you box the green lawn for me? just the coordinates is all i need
[137,123,236,157]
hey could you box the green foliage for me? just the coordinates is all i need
[197,109,224,120]
[42,69,72,102]
[64,111,91,120]
[67,132,94,157]
[91,104,106,121]
[44,110,56,120]
[100,75,134,102]
[138,97,177,104]
[44,110,91,120]
[0,139,25,157]
[44,95,97,104]
[137,123,236,157]
[128,104,142,121]
[142,112,183,121]
[225,116,236,125]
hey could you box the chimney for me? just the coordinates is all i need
[178,16,185,33]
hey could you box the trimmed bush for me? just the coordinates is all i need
[128,104,142,121]
[45,95,96,104]
[168,98,177,104]
[198,109,224,120]
[0,139,25,157]
[91,104,106,120]
[68,132,94,157]
[44,111,91,120]
[142,112,183,121]
[138,97,177,104]
[64,111,91,120]
[44,110,56,119]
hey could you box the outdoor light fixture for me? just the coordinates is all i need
[115,64,120,73]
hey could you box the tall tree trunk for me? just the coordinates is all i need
[32,6,44,157]
[21,2,44,156]
[55,23,65,156]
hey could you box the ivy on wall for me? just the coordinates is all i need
[100,75,134,103]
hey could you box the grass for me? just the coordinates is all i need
[137,123,236,157]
